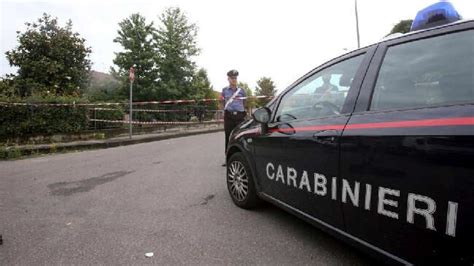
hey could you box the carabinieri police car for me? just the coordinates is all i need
[225,2,473,265]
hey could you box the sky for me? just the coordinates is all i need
[1,0,473,95]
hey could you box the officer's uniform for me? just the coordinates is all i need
[222,70,246,153]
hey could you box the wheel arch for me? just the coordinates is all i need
[226,143,262,193]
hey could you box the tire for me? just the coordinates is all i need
[226,152,261,209]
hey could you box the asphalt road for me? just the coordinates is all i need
[0,132,373,265]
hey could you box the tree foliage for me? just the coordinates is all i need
[255,77,276,106]
[192,68,213,99]
[112,8,201,101]
[0,78,17,99]
[388,19,413,35]
[155,7,200,100]
[84,71,122,102]
[238,81,256,112]
[5,13,91,97]
[192,68,217,109]
[112,13,157,101]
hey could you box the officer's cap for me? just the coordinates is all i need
[227,69,239,77]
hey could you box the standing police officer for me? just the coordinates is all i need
[222,69,246,166]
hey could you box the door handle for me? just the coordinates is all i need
[313,129,339,142]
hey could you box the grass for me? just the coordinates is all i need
[0,146,23,160]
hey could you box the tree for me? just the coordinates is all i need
[192,68,217,109]
[155,7,199,100]
[5,13,91,97]
[238,81,256,112]
[255,77,276,107]
[192,68,213,99]
[85,71,122,102]
[388,19,413,36]
[112,13,157,101]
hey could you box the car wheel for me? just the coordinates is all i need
[226,152,260,209]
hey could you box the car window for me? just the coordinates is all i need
[371,30,474,111]
[275,54,365,122]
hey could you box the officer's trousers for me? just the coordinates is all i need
[224,110,246,154]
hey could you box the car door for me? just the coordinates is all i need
[340,24,474,264]
[252,49,374,229]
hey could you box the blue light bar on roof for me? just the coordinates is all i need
[410,1,462,31]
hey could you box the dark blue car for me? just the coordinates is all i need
[225,4,474,265]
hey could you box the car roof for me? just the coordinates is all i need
[365,19,474,50]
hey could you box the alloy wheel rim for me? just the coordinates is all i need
[227,161,249,201]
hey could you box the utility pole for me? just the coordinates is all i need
[129,67,134,139]
[355,0,361,48]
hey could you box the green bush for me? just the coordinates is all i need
[0,146,22,160]
[93,106,124,121]
[0,95,89,139]
[90,105,125,130]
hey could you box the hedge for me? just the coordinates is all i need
[0,105,89,139]
[0,104,128,140]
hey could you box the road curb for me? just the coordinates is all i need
[12,126,224,157]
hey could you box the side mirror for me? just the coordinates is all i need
[252,107,271,124]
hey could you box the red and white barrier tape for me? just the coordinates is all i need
[132,109,222,113]
[0,95,274,107]
[0,102,122,107]
[131,109,187,113]
[90,119,223,125]
[132,95,272,105]
[90,108,223,113]
[91,108,121,111]
[130,109,219,113]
